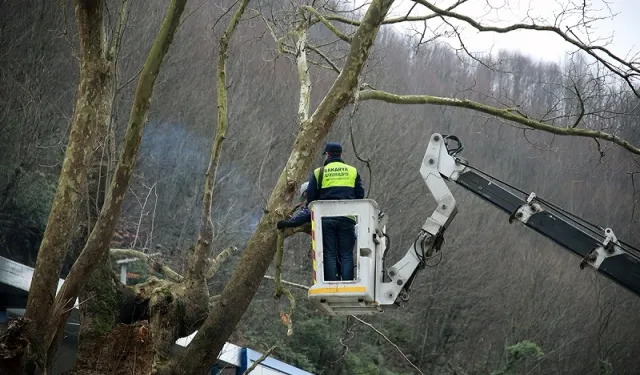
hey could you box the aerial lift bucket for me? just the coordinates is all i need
[307,199,386,315]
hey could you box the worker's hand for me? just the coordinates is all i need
[276,220,289,230]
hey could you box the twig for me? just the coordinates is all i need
[241,345,277,375]
[133,182,156,249]
[350,315,424,374]
[306,43,341,74]
[147,181,158,250]
[263,275,310,290]
[411,0,640,98]
[348,97,372,198]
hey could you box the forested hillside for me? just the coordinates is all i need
[1,0,639,374]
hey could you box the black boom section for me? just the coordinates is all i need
[528,212,640,296]
[455,170,525,214]
[454,170,640,297]
[526,212,599,259]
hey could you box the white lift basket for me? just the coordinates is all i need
[306,133,465,316]
[307,199,388,315]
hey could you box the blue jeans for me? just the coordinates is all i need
[321,217,356,281]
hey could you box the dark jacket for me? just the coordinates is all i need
[286,206,311,227]
[279,157,364,229]
[306,157,365,204]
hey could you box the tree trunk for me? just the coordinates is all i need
[4,1,112,373]
[163,1,396,374]
[0,0,187,373]
[42,0,188,371]
[62,322,154,375]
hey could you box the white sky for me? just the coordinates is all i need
[355,0,638,64]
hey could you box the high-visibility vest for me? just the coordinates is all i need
[314,161,358,222]
[314,162,358,189]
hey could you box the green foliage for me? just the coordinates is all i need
[491,340,544,375]
[598,359,614,375]
[241,292,417,375]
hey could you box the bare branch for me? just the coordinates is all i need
[359,89,640,155]
[307,43,341,74]
[300,5,352,43]
[188,0,250,280]
[263,275,310,291]
[351,315,424,375]
[107,0,130,61]
[411,0,640,97]
[311,0,469,27]
[295,8,312,123]
[110,248,183,283]
[241,345,277,375]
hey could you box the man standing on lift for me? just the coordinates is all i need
[278,142,364,281]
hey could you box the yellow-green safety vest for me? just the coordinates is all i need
[314,162,358,222]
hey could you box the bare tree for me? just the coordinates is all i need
[2,0,640,374]
[0,0,187,372]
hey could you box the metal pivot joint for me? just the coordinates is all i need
[378,133,468,305]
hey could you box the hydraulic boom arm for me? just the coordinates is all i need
[384,133,640,304]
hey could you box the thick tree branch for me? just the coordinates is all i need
[295,9,311,123]
[359,89,640,155]
[314,0,468,27]
[110,248,183,283]
[300,6,352,43]
[21,1,110,370]
[188,0,249,280]
[205,246,238,279]
[107,0,130,61]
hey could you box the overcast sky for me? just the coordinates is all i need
[362,0,638,64]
